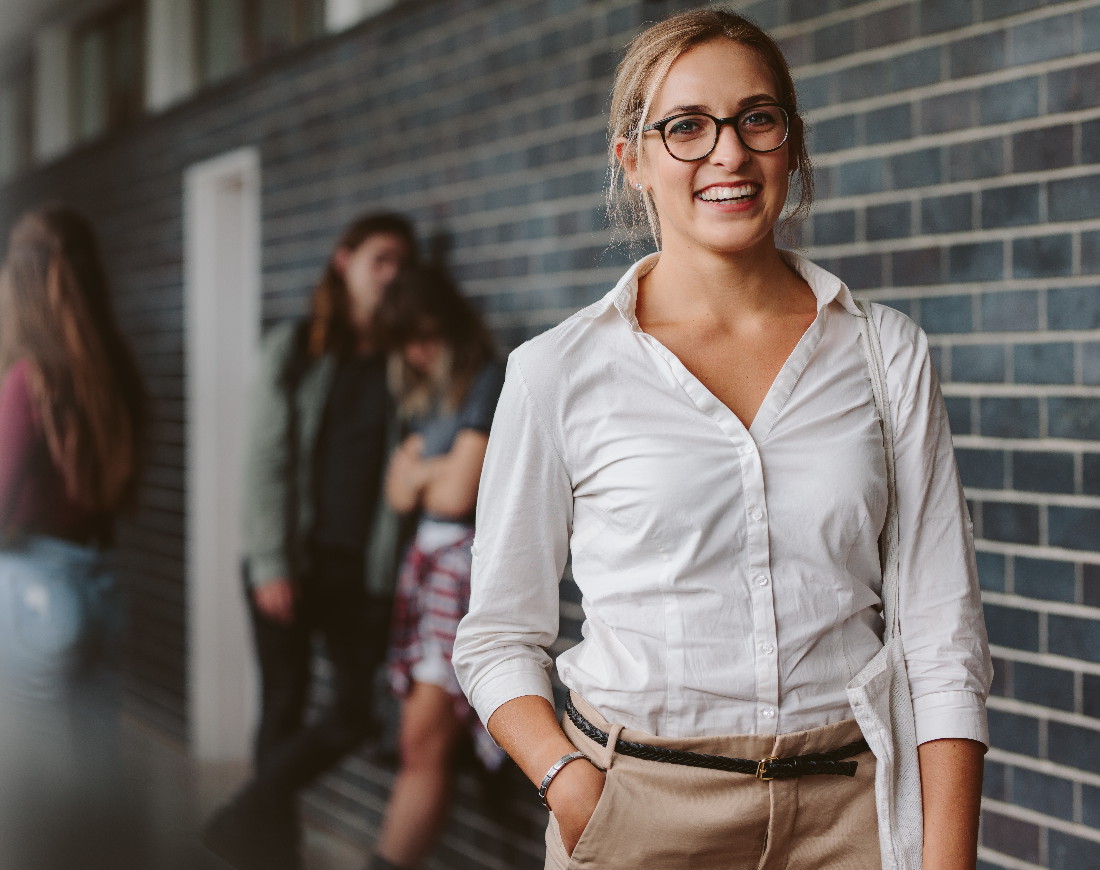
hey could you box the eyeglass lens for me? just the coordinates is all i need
[662,106,788,160]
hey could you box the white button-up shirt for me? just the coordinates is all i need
[454,253,991,746]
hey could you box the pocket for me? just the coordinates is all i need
[561,769,618,869]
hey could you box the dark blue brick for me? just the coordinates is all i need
[920,294,971,334]
[1048,61,1100,113]
[1013,660,1075,711]
[920,90,975,135]
[861,6,915,49]
[980,397,1040,438]
[955,448,1005,489]
[1049,720,1100,773]
[1085,671,1100,717]
[1050,831,1100,870]
[947,138,1004,182]
[980,78,1040,124]
[813,19,856,63]
[1085,783,1100,828]
[982,290,1038,332]
[1085,343,1100,386]
[1013,767,1074,820]
[1085,119,1100,166]
[1013,235,1073,279]
[1087,7,1100,53]
[984,501,1040,545]
[893,248,942,286]
[1049,506,1100,552]
[976,550,1005,592]
[837,60,890,102]
[1049,614,1100,665]
[1049,175,1100,223]
[1014,342,1074,385]
[943,396,972,434]
[1085,231,1100,273]
[1085,455,1100,498]
[920,0,972,34]
[949,31,1005,78]
[889,147,941,189]
[1048,287,1100,331]
[1011,13,1077,65]
[1012,451,1074,494]
[1014,556,1076,603]
[890,47,941,91]
[810,116,857,153]
[788,0,831,22]
[835,253,884,290]
[949,242,1002,282]
[983,603,1040,651]
[982,184,1040,229]
[952,345,1005,383]
[797,73,830,113]
[983,759,1007,800]
[990,656,1009,698]
[865,104,911,145]
[1049,397,1100,440]
[987,708,1041,756]
[1013,123,1075,173]
[812,209,856,246]
[838,158,885,196]
[980,0,1040,19]
[867,202,911,241]
[876,298,912,317]
[921,193,972,235]
[981,811,1040,864]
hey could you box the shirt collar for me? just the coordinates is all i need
[605,250,862,327]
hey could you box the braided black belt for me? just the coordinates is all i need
[565,697,869,780]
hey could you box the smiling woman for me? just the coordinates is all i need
[453,9,991,870]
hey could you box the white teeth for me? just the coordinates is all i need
[697,183,757,201]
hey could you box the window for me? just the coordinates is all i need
[0,65,33,180]
[195,0,325,86]
[71,2,145,143]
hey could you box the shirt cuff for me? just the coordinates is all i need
[913,690,989,747]
[467,658,556,729]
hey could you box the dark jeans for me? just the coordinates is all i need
[243,548,391,801]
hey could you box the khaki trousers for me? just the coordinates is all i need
[545,693,880,870]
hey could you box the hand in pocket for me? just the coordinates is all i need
[548,759,607,856]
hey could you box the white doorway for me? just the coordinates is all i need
[184,148,261,761]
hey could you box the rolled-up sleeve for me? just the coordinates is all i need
[453,352,573,727]
[881,307,993,747]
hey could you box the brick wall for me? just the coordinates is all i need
[1,1,1098,867]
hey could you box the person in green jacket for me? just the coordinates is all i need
[204,212,418,870]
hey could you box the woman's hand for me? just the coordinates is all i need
[253,576,297,624]
[385,435,429,513]
[546,759,606,856]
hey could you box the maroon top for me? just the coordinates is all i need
[0,359,108,544]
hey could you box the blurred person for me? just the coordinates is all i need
[364,266,504,870]
[454,9,990,870]
[0,205,148,865]
[203,213,417,870]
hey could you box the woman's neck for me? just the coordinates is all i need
[638,240,809,332]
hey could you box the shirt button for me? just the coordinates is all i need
[761,708,775,719]
[755,575,770,586]
[750,508,763,521]
[760,642,774,654]
[740,444,754,455]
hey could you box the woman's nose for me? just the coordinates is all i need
[709,122,750,168]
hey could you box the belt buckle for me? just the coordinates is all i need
[756,755,780,781]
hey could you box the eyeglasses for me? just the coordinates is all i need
[642,104,790,162]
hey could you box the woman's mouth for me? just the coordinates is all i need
[695,183,760,203]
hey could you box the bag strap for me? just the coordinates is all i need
[855,300,901,642]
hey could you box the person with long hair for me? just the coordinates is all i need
[204,213,417,870]
[454,9,991,870]
[0,204,146,702]
[364,266,504,870]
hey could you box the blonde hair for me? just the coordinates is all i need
[607,8,813,249]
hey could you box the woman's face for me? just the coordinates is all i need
[338,232,411,326]
[402,321,445,376]
[628,39,794,260]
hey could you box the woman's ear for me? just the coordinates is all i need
[787,117,802,174]
[332,246,350,278]
[615,138,641,189]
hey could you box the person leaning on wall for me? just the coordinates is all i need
[203,212,418,870]
[0,205,148,866]
[454,8,992,870]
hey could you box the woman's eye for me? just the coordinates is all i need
[741,109,779,130]
[666,116,708,139]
